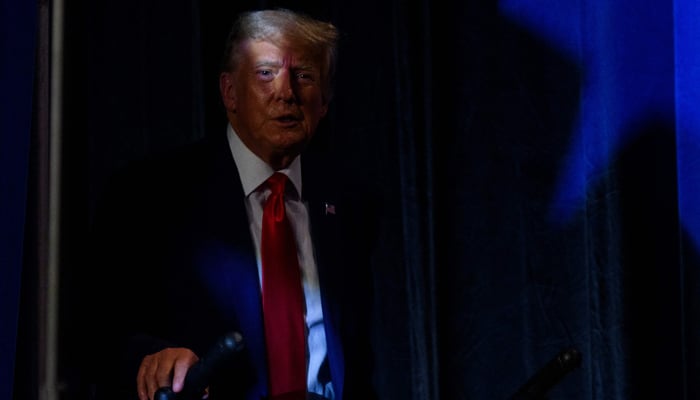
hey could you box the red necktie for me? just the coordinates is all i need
[261,172,306,400]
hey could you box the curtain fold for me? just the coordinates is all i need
[389,1,440,399]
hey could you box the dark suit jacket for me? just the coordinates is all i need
[84,130,378,400]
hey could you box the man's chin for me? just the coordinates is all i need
[274,131,310,150]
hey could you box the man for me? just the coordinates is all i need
[85,8,378,400]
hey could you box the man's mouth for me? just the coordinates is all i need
[274,114,302,124]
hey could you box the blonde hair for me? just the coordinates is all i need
[221,8,339,101]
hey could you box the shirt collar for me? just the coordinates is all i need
[226,123,302,198]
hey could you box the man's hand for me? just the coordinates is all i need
[137,347,199,400]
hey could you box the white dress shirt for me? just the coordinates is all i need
[226,124,333,399]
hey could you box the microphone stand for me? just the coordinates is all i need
[510,347,582,400]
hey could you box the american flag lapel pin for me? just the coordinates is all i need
[324,202,336,216]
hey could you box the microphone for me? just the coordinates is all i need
[155,331,245,400]
[510,347,582,400]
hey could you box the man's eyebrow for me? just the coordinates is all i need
[254,60,282,68]
[293,64,315,71]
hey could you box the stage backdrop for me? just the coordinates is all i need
[8,0,700,399]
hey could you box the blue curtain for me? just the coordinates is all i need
[0,0,37,399]
[431,0,697,398]
[676,0,700,398]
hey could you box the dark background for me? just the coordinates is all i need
[7,0,700,399]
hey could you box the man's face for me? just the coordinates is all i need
[220,39,328,170]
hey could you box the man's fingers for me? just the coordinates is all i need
[136,348,199,399]
[172,350,199,392]
[171,361,191,392]
[137,354,158,400]
[155,363,174,393]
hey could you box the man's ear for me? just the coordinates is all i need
[219,72,236,112]
[319,97,329,118]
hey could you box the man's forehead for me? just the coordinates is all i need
[244,40,318,68]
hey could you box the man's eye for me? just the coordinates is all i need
[296,72,315,82]
[255,69,275,81]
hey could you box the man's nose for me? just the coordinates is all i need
[275,70,296,102]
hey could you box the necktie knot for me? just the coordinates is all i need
[265,172,289,221]
[266,172,288,196]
